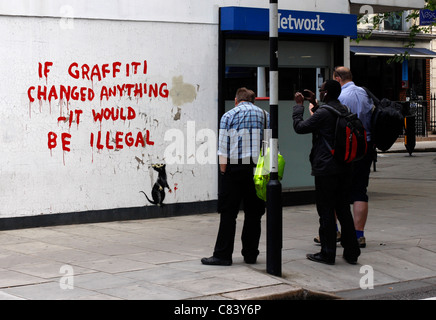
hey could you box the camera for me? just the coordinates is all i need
[298,90,311,98]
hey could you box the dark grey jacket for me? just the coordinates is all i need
[293,100,352,176]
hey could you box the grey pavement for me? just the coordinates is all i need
[0,140,435,300]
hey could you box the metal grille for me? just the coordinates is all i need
[430,94,436,133]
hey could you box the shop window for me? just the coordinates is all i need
[384,12,403,31]
[280,68,316,100]
[224,38,330,100]
[224,67,258,100]
[350,54,427,101]
[408,59,425,99]
[224,67,316,101]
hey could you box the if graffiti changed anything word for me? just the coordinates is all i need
[27,61,169,103]
[26,61,162,161]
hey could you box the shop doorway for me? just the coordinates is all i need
[220,38,335,191]
[224,66,325,100]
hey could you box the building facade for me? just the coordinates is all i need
[352,10,436,102]
[0,0,427,229]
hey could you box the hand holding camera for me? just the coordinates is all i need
[295,89,319,115]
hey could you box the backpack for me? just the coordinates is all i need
[363,87,404,152]
[321,104,368,164]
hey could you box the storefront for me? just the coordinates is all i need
[219,7,357,203]
[350,9,436,102]
[350,46,436,101]
[350,45,436,102]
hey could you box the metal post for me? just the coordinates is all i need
[266,0,282,277]
[257,67,266,97]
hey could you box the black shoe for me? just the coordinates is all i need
[201,256,232,266]
[343,255,358,265]
[306,253,335,265]
[244,257,257,264]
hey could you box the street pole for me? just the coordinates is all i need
[266,0,282,277]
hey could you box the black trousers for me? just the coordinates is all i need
[213,164,266,261]
[315,172,361,261]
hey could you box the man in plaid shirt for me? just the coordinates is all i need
[202,87,270,266]
[217,102,267,165]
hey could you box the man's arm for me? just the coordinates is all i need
[219,155,227,174]
[217,116,229,174]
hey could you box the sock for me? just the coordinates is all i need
[356,230,364,239]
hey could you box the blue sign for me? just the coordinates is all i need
[221,7,357,38]
[420,9,436,26]
[402,59,408,81]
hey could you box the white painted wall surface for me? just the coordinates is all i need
[0,0,351,23]
[0,15,218,218]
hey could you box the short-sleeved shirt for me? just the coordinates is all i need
[217,102,270,162]
[339,81,373,141]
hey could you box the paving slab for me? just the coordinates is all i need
[0,146,435,300]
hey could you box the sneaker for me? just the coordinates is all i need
[357,236,366,248]
[313,231,341,244]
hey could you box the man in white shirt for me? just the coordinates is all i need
[333,66,375,248]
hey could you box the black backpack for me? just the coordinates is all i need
[321,105,368,164]
[363,87,404,152]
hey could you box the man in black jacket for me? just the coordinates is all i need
[293,80,360,265]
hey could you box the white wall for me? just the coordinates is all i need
[0,0,351,219]
[0,15,218,218]
[0,0,351,23]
